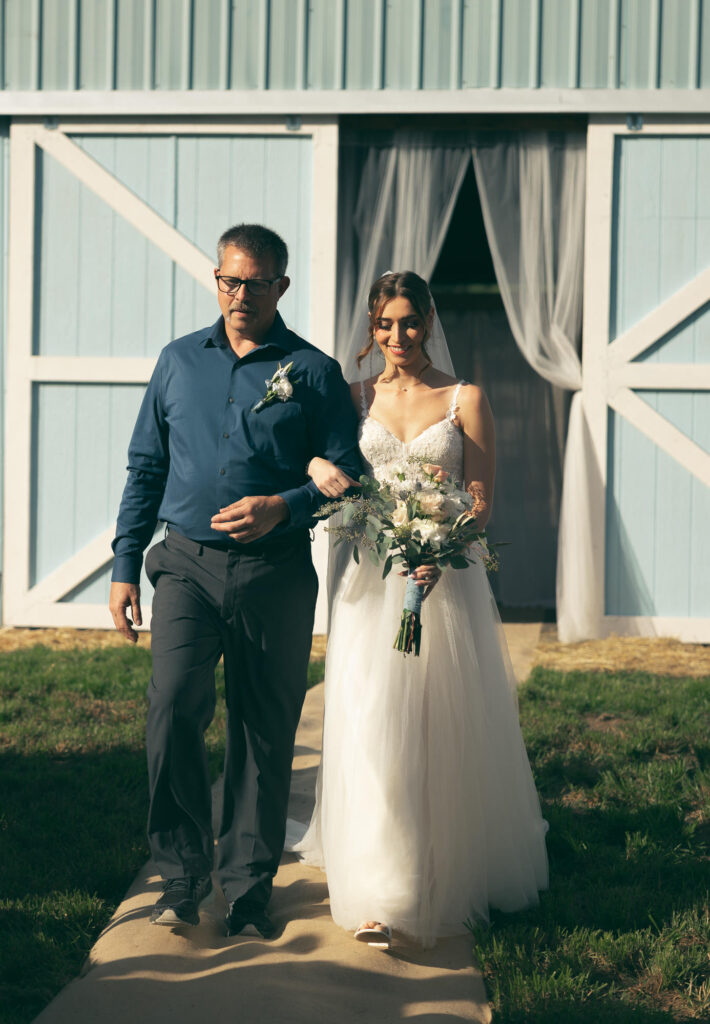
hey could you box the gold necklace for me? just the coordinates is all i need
[387,361,431,393]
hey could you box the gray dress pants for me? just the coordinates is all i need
[144,528,318,907]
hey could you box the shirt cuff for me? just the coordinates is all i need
[111,553,143,585]
[276,480,322,530]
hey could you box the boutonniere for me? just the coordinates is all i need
[251,361,301,413]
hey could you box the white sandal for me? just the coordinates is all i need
[354,922,392,949]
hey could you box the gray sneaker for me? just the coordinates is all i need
[150,875,213,926]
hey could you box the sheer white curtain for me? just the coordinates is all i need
[472,133,594,641]
[336,133,470,381]
[328,134,469,615]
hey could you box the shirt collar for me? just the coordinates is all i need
[201,311,294,354]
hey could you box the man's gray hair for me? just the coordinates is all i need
[217,224,289,275]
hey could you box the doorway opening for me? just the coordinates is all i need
[431,164,566,610]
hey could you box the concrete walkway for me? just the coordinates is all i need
[34,625,539,1024]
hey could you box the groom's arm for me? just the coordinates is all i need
[275,359,363,528]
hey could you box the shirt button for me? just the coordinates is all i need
[219,468,226,475]
[223,433,229,439]
[228,397,234,403]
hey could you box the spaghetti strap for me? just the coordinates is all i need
[447,380,465,422]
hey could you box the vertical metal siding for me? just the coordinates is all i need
[307,0,344,89]
[659,0,696,88]
[231,0,269,89]
[40,0,79,90]
[701,0,710,87]
[540,0,580,88]
[1,0,708,92]
[500,0,539,88]
[191,0,230,90]
[422,0,455,90]
[384,0,422,89]
[4,0,41,89]
[619,0,657,88]
[461,0,500,88]
[345,0,383,89]
[154,0,192,89]
[115,0,154,89]
[79,0,116,90]
[579,0,617,88]
[268,0,306,88]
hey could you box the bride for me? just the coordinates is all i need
[293,270,548,948]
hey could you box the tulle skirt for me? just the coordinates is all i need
[293,553,549,947]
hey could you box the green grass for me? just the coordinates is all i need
[471,667,710,1023]
[2,651,708,1023]
[0,645,326,1024]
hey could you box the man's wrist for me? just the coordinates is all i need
[269,494,290,523]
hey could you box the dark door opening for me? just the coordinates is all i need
[431,165,566,610]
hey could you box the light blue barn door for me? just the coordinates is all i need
[4,122,316,627]
[585,124,710,641]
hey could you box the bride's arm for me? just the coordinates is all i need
[307,382,364,498]
[457,384,496,531]
[307,457,359,498]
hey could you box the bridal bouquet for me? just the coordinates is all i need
[318,457,498,656]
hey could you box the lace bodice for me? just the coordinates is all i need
[358,381,466,484]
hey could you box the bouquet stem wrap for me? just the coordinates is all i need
[394,575,423,656]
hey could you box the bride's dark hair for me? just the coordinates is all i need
[357,271,433,369]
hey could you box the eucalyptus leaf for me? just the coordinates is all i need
[342,502,356,525]
[352,545,359,564]
[382,555,393,579]
[367,546,380,566]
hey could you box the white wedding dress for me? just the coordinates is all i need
[292,382,549,946]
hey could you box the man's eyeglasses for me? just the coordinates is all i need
[215,274,282,296]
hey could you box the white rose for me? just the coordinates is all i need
[429,524,450,549]
[410,517,435,541]
[411,518,449,550]
[391,501,409,527]
[418,491,447,520]
[273,377,293,399]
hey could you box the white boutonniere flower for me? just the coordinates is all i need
[252,361,300,412]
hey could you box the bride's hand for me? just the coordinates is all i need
[307,457,360,498]
[399,562,442,601]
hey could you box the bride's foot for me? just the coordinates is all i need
[354,921,392,949]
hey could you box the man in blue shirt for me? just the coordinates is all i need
[110,224,361,938]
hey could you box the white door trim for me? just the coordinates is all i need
[37,127,216,288]
[607,388,710,488]
[583,117,710,642]
[3,117,339,628]
[608,265,710,367]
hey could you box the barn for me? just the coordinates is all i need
[0,0,708,641]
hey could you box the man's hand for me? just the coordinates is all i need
[109,582,142,643]
[211,494,289,542]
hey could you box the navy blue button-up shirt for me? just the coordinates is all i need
[112,312,362,584]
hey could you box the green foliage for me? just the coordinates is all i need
[472,668,710,1022]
